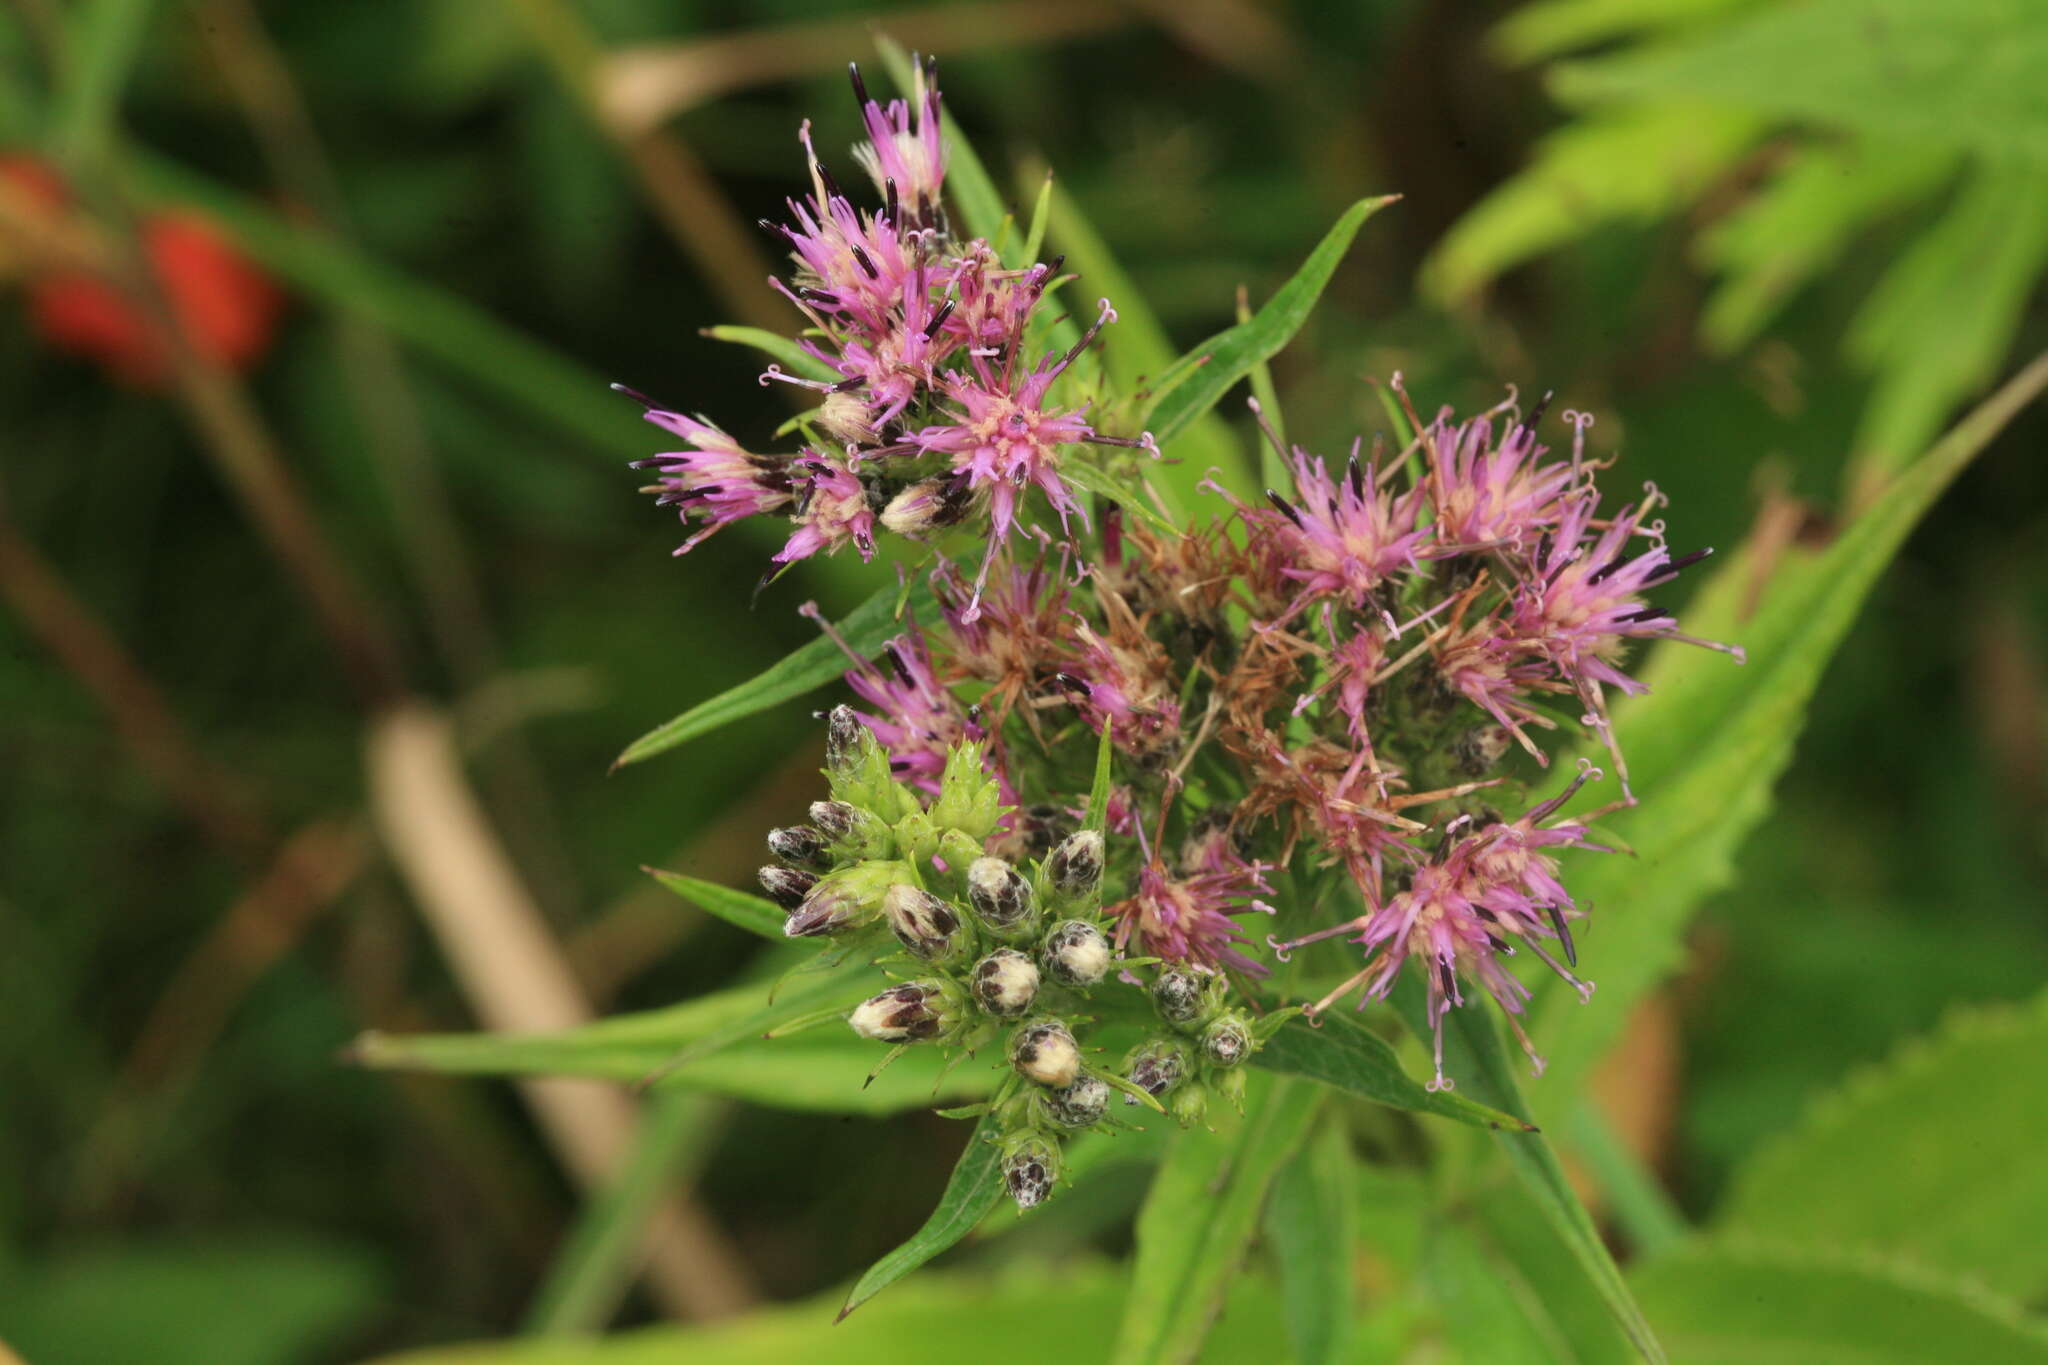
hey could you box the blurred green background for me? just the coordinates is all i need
[2,0,2044,1361]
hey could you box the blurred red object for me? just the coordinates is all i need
[1,153,284,387]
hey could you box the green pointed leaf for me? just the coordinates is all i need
[1628,1244,2048,1364]
[838,1110,1006,1320]
[1716,986,2048,1300]
[1110,1074,1324,1365]
[702,325,838,385]
[1084,722,1115,837]
[644,868,784,941]
[1524,356,2048,1104]
[1142,196,1400,451]
[1252,1010,1533,1131]
[614,576,937,768]
[1392,976,1666,1364]
[1266,1120,1357,1365]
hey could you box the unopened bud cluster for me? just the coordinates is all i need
[1118,965,1297,1127]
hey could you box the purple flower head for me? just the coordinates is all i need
[847,58,947,228]
[1241,441,1434,621]
[1055,591,1182,763]
[1425,390,1588,552]
[769,135,920,343]
[629,408,795,554]
[772,452,877,566]
[1108,845,1274,976]
[846,625,974,791]
[936,551,1068,728]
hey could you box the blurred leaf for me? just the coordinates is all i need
[371,1265,1290,1365]
[1266,1119,1356,1365]
[1696,140,1955,354]
[1492,0,1766,66]
[1422,1221,1581,1365]
[1715,986,2048,1300]
[0,1237,384,1365]
[1846,166,2048,479]
[1523,356,2048,1103]
[1550,0,2048,167]
[1391,976,1667,1364]
[613,575,937,768]
[1252,1009,1533,1131]
[349,969,993,1114]
[1423,104,1764,303]
[703,324,841,386]
[644,868,785,941]
[838,1109,1005,1320]
[1144,196,1399,455]
[1110,1074,1323,1365]
[1628,1244,2048,1363]
[55,0,155,161]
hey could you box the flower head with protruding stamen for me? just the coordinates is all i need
[1107,853,1274,977]
[847,58,947,227]
[1424,390,1590,554]
[628,407,795,554]
[1244,442,1435,620]
[770,452,878,567]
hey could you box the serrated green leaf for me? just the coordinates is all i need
[1696,139,1956,354]
[1252,1010,1533,1131]
[1523,356,2048,1105]
[1110,1074,1323,1365]
[1142,197,1400,453]
[838,1109,1006,1320]
[1845,166,2048,481]
[1628,1243,2048,1364]
[1423,104,1764,303]
[1267,1120,1356,1365]
[1549,0,2048,168]
[643,868,785,941]
[1390,975,1666,1364]
[613,576,937,768]
[702,324,838,386]
[1715,987,2048,1299]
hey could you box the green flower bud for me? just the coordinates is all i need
[1212,1064,1249,1111]
[823,705,897,810]
[936,828,986,874]
[893,809,940,866]
[1041,919,1112,987]
[929,740,1004,840]
[999,1131,1062,1210]
[1200,1009,1253,1068]
[971,948,1040,1017]
[1046,829,1104,899]
[1122,1039,1189,1105]
[810,799,893,861]
[1170,1079,1210,1126]
[1042,1072,1110,1129]
[1010,1017,1081,1089]
[847,979,963,1043]
[785,859,904,937]
[967,856,1038,938]
[882,883,965,962]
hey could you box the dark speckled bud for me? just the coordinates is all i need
[1200,1010,1253,1068]
[1041,919,1112,987]
[967,856,1036,936]
[824,704,866,776]
[1046,829,1104,898]
[882,883,964,961]
[1122,1039,1188,1105]
[1010,1017,1081,1088]
[1153,968,1213,1027]
[1000,1131,1061,1210]
[971,948,1040,1017]
[1043,1072,1110,1129]
[767,825,831,869]
[757,865,817,910]
[847,980,959,1042]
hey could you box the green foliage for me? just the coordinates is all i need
[643,869,785,940]
[1628,1244,2048,1364]
[837,1110,1008,1321]
[1252,1009,1532,1131]
[1110,1075,1323,1365]
[1265,1120,1357,1365]
[1715,987,2048,1300]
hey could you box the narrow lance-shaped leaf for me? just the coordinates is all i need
[701,324,840,385]
[613,576,938,769]
[838,1109,1007,1321]
[1143,196,1400,450]
[1391,974,1667,1364]
[1252,1010,1532,1132]
[643,868,785,941]
[1266,1119,1357,1365]
[1111,1074,1324,1365]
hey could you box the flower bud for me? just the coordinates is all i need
[817,390,877,447]
[1043,1072,1109,1129]
[971,948,1040,1017]
[1153,967,1217,1028]
[1000,1131,1061,1210]
[936,827,986,874]
[785,859,902,937]
[1212,1064,1248,1111]
[1010,1017,1081,1089]
[929,741,1004,841]
[1046,829,1104,899]
[1170,1079,1211,1126]
[848,980,960,1042]
[989,802,1073,862]
[968,856,1037,937]
[824,704,868,776]
[893,809,940,866]
[880,474,974,537]
[1041,919,1112,987]
[883,883,964,962]
[766,824,831,869]
[757,864,817,910]
[810,799,893,860]
[1200,1009,1253,1068]
[1122,1039,1188,1104]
